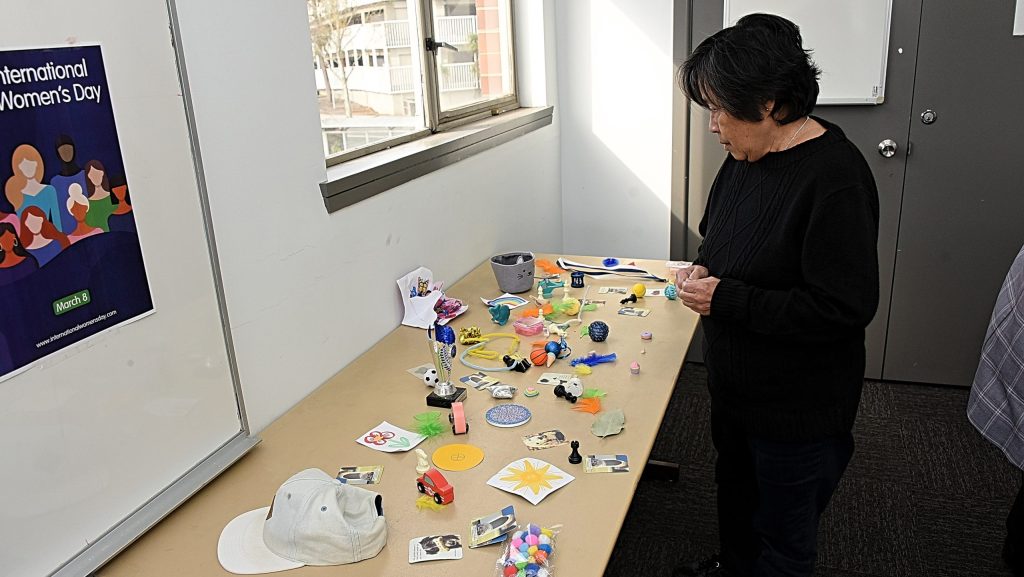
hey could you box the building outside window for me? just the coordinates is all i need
[308,0,517,164]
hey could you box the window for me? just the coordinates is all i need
[307,0,518,166]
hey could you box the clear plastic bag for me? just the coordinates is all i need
[493,523,560,577]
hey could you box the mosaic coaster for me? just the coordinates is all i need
[485,404,532,428]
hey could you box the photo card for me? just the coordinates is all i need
[409,534,463,563]
[469,504,517,548]
[336,465,384,484]
[521,429,568,451]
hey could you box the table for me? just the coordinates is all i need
[98,254,699,577]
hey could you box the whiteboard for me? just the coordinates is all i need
[725,0,893,104]
[0,2,256,576]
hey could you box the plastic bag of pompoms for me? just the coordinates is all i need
[494,523,561,577]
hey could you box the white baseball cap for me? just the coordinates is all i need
[217,468,388,574]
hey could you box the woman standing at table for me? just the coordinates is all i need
[674,14,879,577]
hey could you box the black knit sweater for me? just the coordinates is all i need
[694,117,879,441]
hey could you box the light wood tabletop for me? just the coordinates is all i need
[98,254,699,577]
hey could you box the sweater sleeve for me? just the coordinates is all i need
[710,183,879,341]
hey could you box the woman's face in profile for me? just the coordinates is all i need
[707,98,776,163]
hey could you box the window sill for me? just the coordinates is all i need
[319,106,554,213]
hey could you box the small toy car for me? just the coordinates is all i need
[417,467,454,505]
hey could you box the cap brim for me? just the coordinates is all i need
[218,507,305,574]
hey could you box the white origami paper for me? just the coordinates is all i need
[397,266,443,329]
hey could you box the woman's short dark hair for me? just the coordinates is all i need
[678,13,820,124]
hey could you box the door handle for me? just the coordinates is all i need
[878,139,898,158]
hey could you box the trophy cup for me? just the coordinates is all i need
[425,323,467,408]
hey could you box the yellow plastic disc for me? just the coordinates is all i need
[432,443,485,471]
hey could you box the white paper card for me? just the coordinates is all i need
[486,458,574,505]
[356,421,426,453]
[408,535,463,563]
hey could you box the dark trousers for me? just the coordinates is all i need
[1006,474,1024,576]
[712,411,854,577]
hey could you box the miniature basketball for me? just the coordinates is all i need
[529,348,549,366]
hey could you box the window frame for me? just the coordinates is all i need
[319,0,521,168]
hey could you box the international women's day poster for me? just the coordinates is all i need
[0,45,153,382]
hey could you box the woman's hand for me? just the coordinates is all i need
[674,264,710,288]
[680,271,719,316]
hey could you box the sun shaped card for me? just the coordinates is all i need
[486,458,574,505]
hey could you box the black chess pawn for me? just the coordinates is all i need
[568,440,582,465]
[553,384,577,403]
[620,293,638,305]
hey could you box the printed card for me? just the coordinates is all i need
[460,372,502,391]
[618,307,651,317]
[487,458,574,505]
[522,429,568,451]
[336,465,384,484]
[584,454,630,474]
[356,421,426,453]
[481,293,529,309]
[536,372,573,386]
[407,363,435,380]
[409,534,463,563]
[469,505,517,548]
[598,287,629,295]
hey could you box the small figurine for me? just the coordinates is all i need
[416,467,455,505]
[620,293,638,305]
[553,384,577,403]
[524,386,539,397]
[540,338,571,367]
[414,448,430,476]
[538,277,564,299]
[554,377,584,404]
[568,440,582,465]
[536,283,548,306]
[489,304,511,325]
[544,340,562,367]
[641,331,653,340]
[630,361,641,375]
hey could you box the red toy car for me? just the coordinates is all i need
[417,467,455,505]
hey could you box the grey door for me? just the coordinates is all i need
[811,0,922,379]
[881,0,1024,385]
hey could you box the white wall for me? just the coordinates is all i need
[556,0,675,260]
[173,0,562,432]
